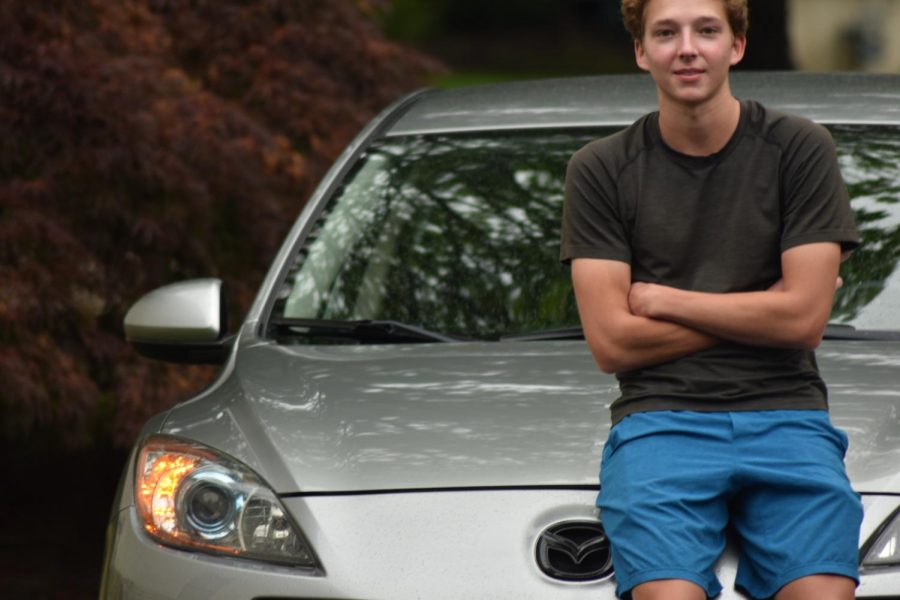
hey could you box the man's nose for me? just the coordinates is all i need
[678,30,698,57]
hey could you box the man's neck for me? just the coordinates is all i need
[657,90,741,157]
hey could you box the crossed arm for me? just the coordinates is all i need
[571,242,843,374]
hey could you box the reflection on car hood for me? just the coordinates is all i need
[162,340,900,494]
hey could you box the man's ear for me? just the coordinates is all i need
[635,38,650,71]
[730,34,747,66]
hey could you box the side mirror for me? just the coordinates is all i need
[124,279,234,364]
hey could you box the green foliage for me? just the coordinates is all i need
[380,0,447,42]
[381,0,610,40]
[0,0,440,448]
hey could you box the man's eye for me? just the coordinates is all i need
[654,30,674,38]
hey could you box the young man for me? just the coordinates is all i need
[560,0,863,599]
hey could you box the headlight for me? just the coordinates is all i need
[135,435,317,568]
[862,508,900,568]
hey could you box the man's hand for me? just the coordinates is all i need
[629,282,663,318]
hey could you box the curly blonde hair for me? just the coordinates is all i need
[621,0,748,40]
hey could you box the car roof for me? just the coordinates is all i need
[387,72,900,136]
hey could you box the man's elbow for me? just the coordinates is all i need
[585,335,629,374]
[790,314,830,350]
[797,331,824,351]
[594,355,623,374]
[801,323,829,350]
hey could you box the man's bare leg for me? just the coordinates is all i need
[775,574,855,600]
[632,579,706,600]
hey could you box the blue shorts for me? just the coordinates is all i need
[597,410,863,599]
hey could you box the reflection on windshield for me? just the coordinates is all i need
[274,126,900,341]
[277,132,597,340]
[831,126,900,330]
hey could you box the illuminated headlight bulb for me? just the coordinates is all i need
[181,472,238,540]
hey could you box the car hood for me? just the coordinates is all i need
[162,339,900,494]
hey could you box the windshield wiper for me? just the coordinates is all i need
[269,318,463,343]
[504,324,900,343]
[500,327,585,342]
[823,323,900,341]
[274,320,900,344]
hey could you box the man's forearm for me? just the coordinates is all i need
[573,258,723,373]
[629,285,830,349]
[628,243,842,350]
[582,309,720,373]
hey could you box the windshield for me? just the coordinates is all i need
[271,125,900,341]
[830,125,900,330]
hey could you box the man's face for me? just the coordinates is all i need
[635,0,746,106]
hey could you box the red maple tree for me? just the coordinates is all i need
[0,0,440,447]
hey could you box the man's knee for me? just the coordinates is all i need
[632,578,706,600]
[775,574,856,600]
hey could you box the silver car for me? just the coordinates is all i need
[102,73,900,599]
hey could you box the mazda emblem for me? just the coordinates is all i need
[535,521,614,581]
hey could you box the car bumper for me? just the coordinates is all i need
[103,490,900,599]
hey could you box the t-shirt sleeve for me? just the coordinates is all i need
[559,143,632,265]
[780,120,859,253]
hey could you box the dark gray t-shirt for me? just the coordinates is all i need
[560,99,860,425]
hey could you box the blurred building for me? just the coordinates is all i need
[790,0,900,71]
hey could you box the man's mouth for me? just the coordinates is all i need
[674,68,705,76]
